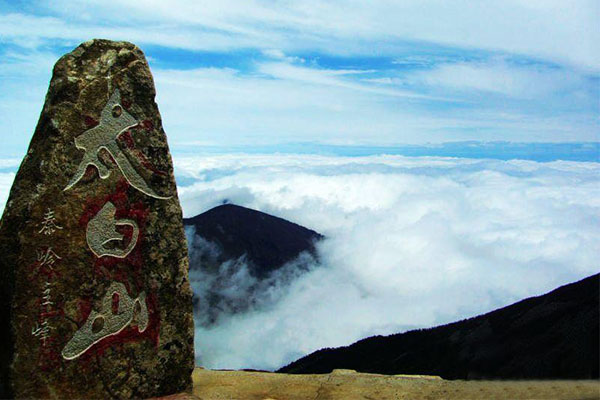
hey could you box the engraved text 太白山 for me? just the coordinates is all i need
[61,282,149,360]
[86,201,140,258]
[64,89,170,199]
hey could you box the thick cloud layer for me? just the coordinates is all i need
[174,154,600,370]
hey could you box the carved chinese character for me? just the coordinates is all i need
[63,89,170,199]
[31,320,53,347]
[62,282,148,360]
[38,208,63,235]
[86,201,139,258]
[41,282,53,307]
[36,248,62,270]
[32,282,54,347]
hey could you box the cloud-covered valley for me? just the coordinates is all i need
[174,154,600,370]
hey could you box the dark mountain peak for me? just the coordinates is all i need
[184,204,323,277]
[185,204,324,326]
[279,273,600,380]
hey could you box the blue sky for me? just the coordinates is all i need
[0,0,598,158]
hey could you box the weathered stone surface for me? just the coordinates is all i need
[0,39,194,399]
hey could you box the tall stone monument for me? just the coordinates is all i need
[0,40,195,399]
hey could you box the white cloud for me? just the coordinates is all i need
[0,159,21,168]
[409,60,590,99]
[175,153,600,370]
[0,49,57,156]
[0,172,16,212]
[0,51,598,156]
[0,12,265,53]
[2,0,598,70]
[0,4,598,153]
[256,62,436,100]
[153,65,444,146]
[151,62,598,148]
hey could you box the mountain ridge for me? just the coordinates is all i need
[279,273,600,379]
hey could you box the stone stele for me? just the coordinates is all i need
[0,39,194,399]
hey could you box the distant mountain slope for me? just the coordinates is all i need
[184,204,323,325]
[279,273,600,380]
[184,204,323,278]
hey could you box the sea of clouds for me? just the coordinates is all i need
[173,153,600,370]
[0,153,598,371]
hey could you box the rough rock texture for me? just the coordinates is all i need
[0,39,194,399]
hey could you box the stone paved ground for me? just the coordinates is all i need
[173,368,600,400]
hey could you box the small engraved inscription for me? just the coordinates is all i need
[63,89,171,199]
[86,201,139,258]
[38,208,63,235]
[32,281,55,347]
[62,282,149,360]
[36,247,62,272]
[31,208,63,367]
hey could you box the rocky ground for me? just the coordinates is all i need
[153,368,600,400]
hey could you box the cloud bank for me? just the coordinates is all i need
[174,153,600,370]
